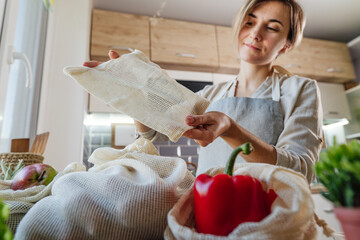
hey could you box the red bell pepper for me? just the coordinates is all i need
[194,142,277,236]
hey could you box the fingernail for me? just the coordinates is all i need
[186,115,194,124]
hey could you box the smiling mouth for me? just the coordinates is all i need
[245,43,261,51]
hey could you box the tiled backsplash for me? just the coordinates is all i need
[83,124,200,171]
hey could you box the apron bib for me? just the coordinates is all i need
[197,74,285,175]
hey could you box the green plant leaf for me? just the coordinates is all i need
[315,140,360,207]
[0,199,13,240]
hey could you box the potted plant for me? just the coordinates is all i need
[314,139,360,240]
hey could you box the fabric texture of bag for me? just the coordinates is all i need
[164,163,318,240]
[0,162,85,233]
[63,49,210,142]
[14,138,195,240]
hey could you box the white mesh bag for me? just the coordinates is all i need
[0,162,85,233]
[63,50,210,142]
[14,138,195,240]
[164,163,322,240]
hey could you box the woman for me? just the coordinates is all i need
[84,0,323,183]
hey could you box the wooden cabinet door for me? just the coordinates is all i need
[216,26,239,74]
[275,38,355,83]
[150,17,219,72]
[91,9,150,62]
[309,38,355,82]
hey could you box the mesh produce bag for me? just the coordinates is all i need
[0,162,85,233]
[164,163,321,240]
[14,138,195,240]
[63,49,210,142]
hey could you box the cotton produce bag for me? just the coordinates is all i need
[0,162,85,233]
[63,49,210,142]
[14,138,195,240]
[164,163,321,240]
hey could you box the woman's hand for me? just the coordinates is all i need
[82,50,120,67]
[183,111,232,147]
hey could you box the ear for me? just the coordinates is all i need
[280,42,291,55]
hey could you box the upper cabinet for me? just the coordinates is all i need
[90,9,150,61]
[275,38,355,83]
[216,26,239,74]
[150,17,219,72]
[89,9,356,85]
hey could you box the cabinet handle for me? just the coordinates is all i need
[109,46,134,52]
[284,64,301,68]
[327,67,343,73]
[327,111,339,115]
[175,53,196,58]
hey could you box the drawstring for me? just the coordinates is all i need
[314,213,335,237]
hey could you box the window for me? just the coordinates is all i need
[0,0,48,152]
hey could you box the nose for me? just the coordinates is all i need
[249,26,262,41]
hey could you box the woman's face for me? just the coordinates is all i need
[238,1,291,65]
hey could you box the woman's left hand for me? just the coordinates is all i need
[183,111,232,147]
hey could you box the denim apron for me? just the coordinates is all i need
[197,74,285,175]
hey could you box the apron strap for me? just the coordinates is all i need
[271,74,281,102]
[271,65,293,102]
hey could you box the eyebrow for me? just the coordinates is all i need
[248,13,284,27]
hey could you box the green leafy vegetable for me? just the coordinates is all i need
[0,160,24,180]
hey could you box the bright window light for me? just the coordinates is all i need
[322,118,349,130]
[84,113,134,126]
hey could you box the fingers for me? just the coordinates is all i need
[183,128,214,147]
[109,50,120,59]
[82,61,102,68]
[82,50,119,68]
[185,114,212,126]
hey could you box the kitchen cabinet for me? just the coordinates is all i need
[344,86,360,139]
[90,9,150,62]
[90,10,355,83]
[150,17,219,72]
[216,26,239,74]
[317,82,351,121]
[275,38,355,83]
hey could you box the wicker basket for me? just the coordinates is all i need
[0,152,44,175]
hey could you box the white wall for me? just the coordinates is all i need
[37,0,92,171]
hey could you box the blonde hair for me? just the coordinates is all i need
[232,0,306,54]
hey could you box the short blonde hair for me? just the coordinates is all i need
[232,0,305,54]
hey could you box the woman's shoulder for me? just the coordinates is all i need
[278,73,319,93]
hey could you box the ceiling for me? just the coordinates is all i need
[93,0,360,57]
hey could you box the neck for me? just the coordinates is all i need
[237,61,273,87]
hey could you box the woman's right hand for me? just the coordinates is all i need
[82,50,120,68]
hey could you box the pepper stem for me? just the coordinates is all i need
[224,142,253,176]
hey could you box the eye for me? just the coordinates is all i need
[267,27,279,32]
[245,22,253,27]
